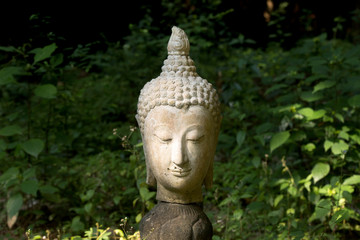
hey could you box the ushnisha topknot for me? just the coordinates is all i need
[136,26,221,132]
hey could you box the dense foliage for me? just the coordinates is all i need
[1,3,360,240]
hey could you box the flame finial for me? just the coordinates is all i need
[167,26,190,56]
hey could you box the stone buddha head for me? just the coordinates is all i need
[136,26,221,204]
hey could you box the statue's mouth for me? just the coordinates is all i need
[169,167,192,177]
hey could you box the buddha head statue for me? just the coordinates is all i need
[136,26,221,204]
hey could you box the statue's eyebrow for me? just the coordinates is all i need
[185,125,204,132]
[153,124,171,130]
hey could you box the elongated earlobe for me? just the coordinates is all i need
[146,164,157,187]
[204,160,213,189]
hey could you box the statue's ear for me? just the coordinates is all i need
[135,114,141,133]
[138,117,157,187]
[204,160,213,189]
[204,116,221,190]
[146,165,157,187]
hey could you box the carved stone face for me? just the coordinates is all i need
[142,105,217,203]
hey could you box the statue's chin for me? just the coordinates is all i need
[157,172,203,193]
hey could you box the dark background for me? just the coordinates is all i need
[1,1,360,48]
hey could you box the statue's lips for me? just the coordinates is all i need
[169,167,192,177]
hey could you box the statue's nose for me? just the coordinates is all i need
[171,138,187,166]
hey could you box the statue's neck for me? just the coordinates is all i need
[156,184,203,204]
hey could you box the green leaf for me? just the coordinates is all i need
[139,187,155,201]
[334,113,344,123]
[0,139,6,151]
[113,196,121,205]
[312,163,330,183]
[20,179,39,196]
[0,66,24,85]
[39,185,58,194]
[348,94,360,107]
[350,134,360,145]
[82,189,95,201]
[343,175,360,185]
[303,143,316,152]
[0,46,18,52]
[298,107,314,118]
[270,131,290,153]
[0,125,22,136]
[135,213,142,223]
[236,131,246,147]
[329,209,350,230]
[32,43,57,64]
[324,140,333,152]
[50,53,64,67]
[331,140,349,155]
[71,216,85,232]
[299,91,323,102]
[338,131,349,141]
[23,168,36,180]
[274,194,283,207]
[84,203,92,213]
[6,194,23,220]
[308,109,326,120]
[21,138,44,158]
[34,84,57,99]
[298,108,326,120]
[251,157,261,168]
[0,167,19,183]
[265,84,287,95]
[313,80,336,93]
[310,199,332,221]
[233,209,244,220]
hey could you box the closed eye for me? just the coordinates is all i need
[154,134,172,143]
[187,135,204,143]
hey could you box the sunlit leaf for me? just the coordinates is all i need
[343,175,360,185]
[298,107,326,120]
[270,131,290,153]
[312,163,330,183]
[324,140,333,152]
[135,213,142,223]
[331,140,349,155]
[303,143,316,152]
[274,194,283,207]
[298,108,314,118]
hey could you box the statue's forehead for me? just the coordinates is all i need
[145,105,212,128]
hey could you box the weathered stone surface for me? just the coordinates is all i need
[139,201,213,240]
[136,26,221,239]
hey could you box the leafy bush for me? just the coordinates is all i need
[206,34,360,239]
[1,11,360,240]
